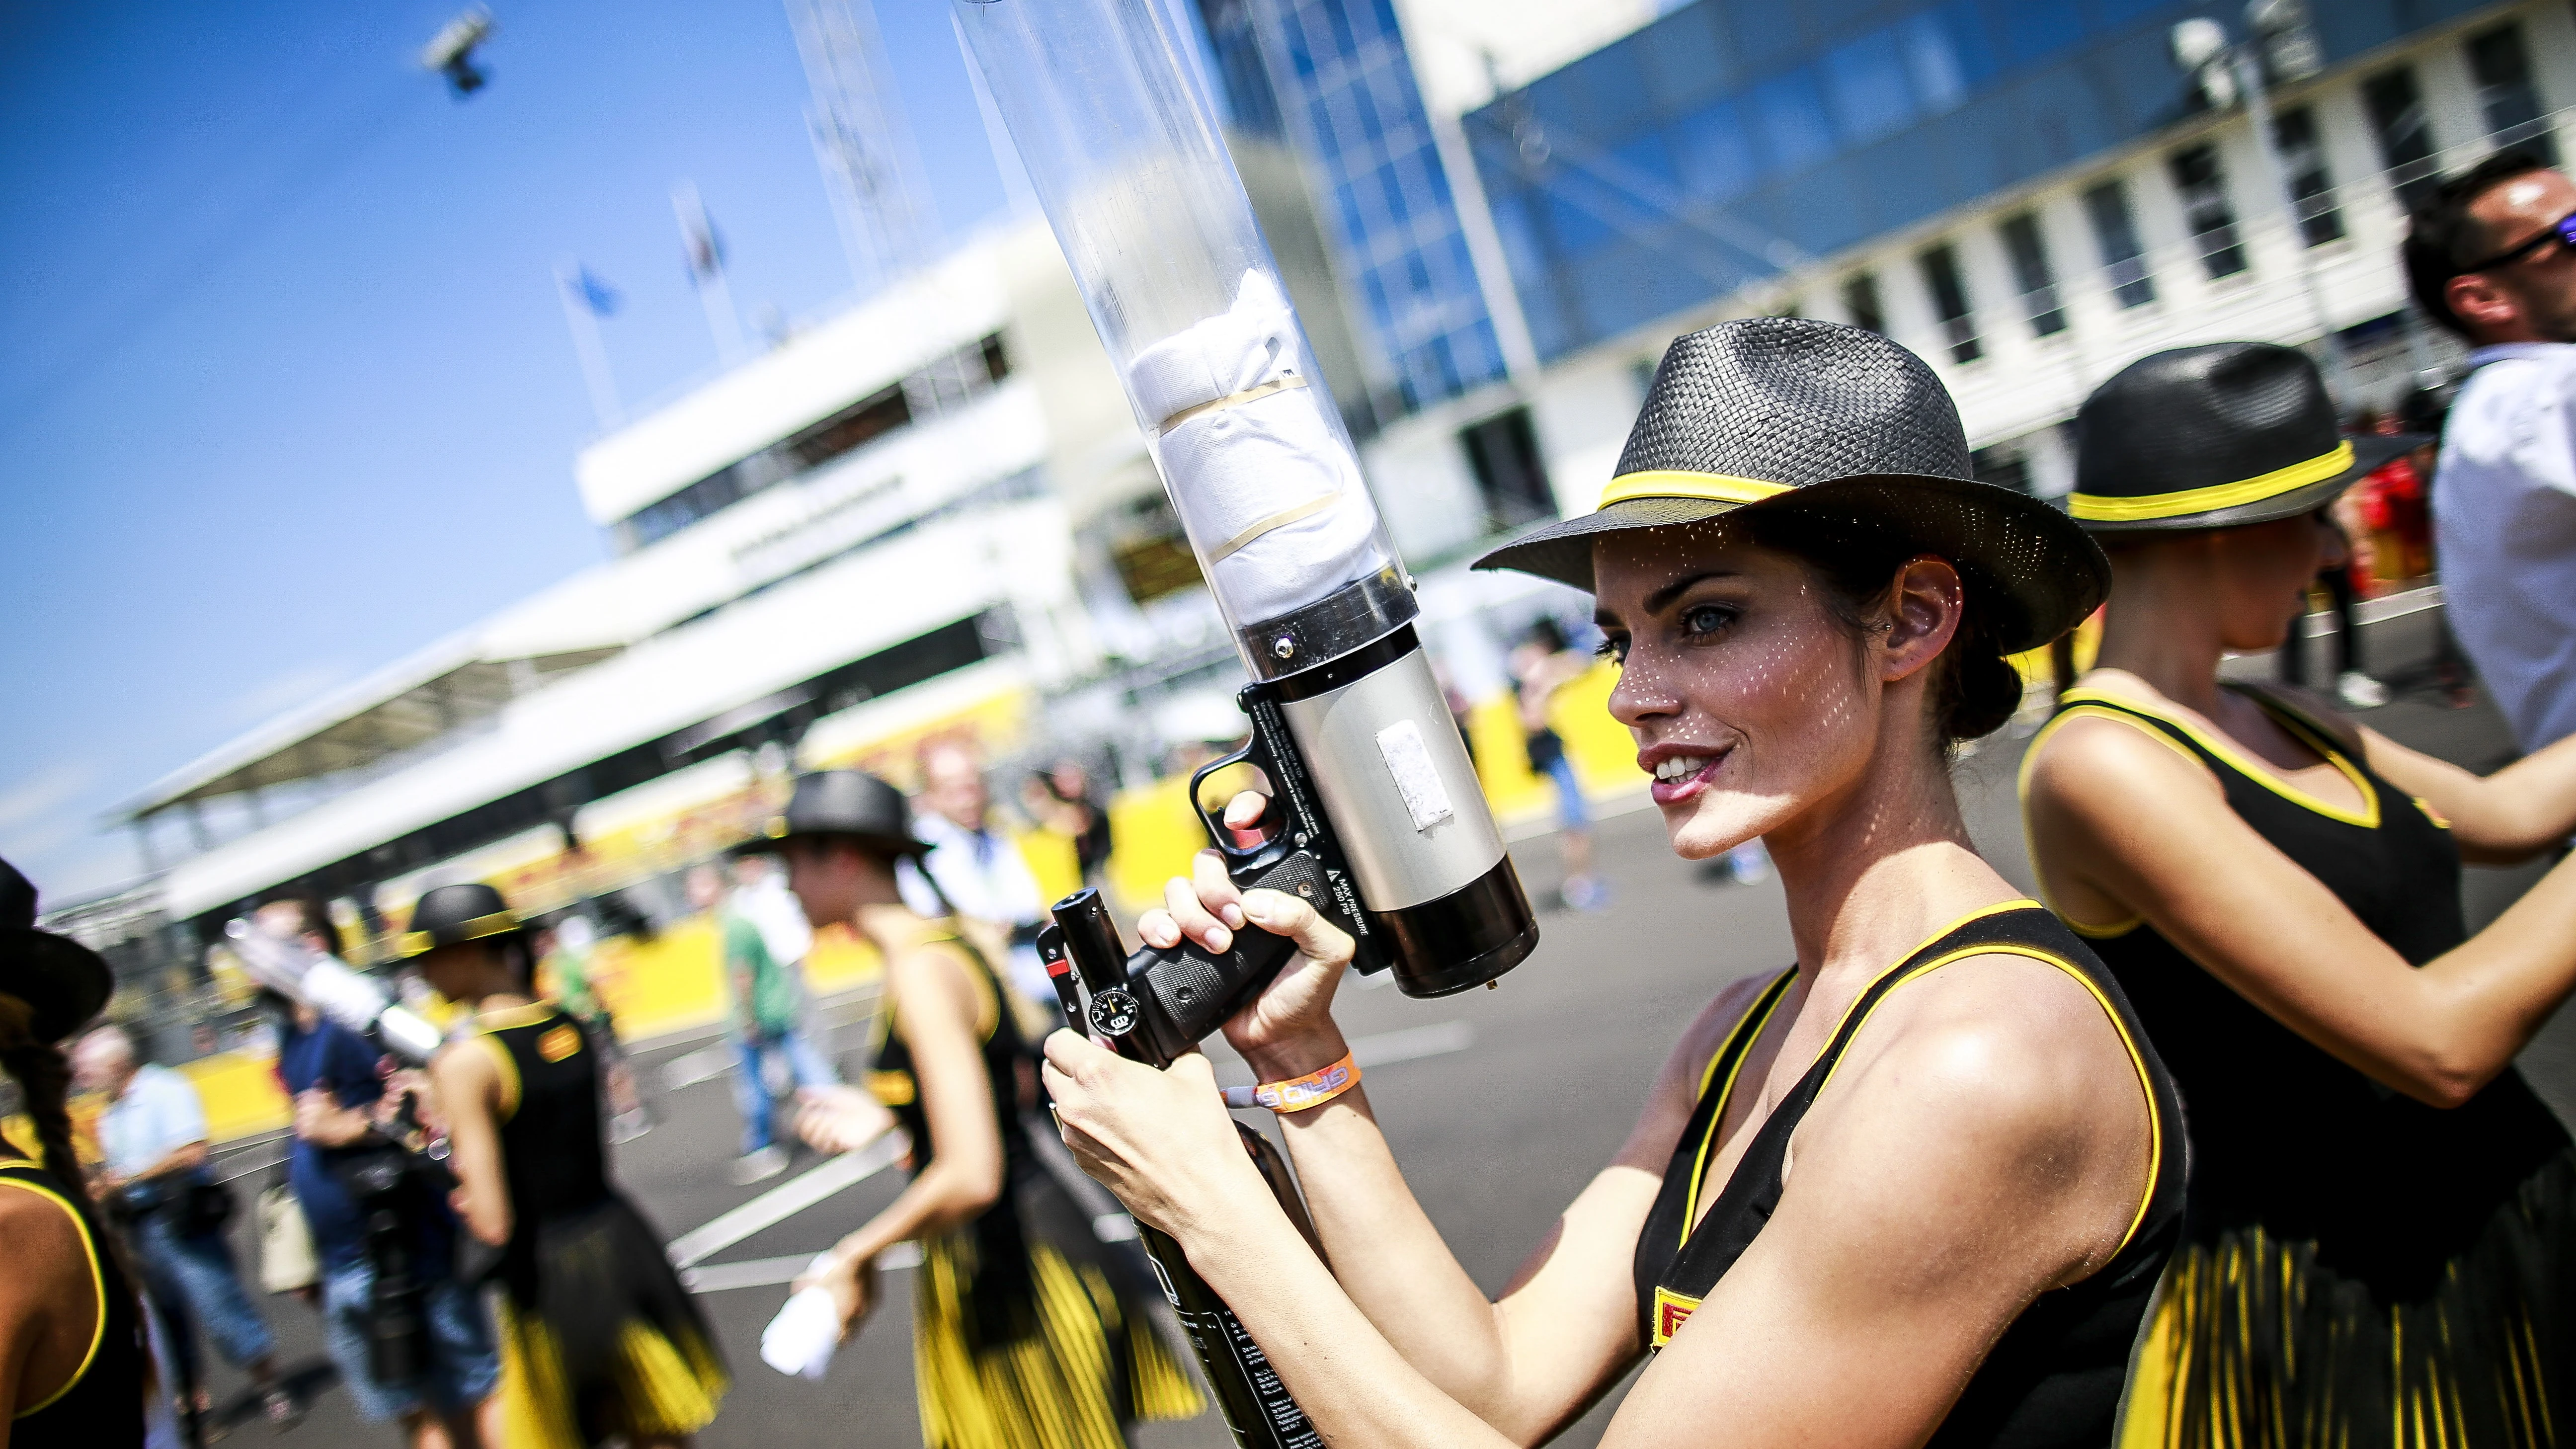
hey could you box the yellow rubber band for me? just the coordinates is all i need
[2068,441,2354,522]
[1157,373,1310,435]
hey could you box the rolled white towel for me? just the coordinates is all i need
[1128,270,1383,625]
[760,1282,844,1381]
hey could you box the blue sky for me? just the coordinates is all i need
[0,0,1013,901]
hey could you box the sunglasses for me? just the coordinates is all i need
[2462,209,2576,272]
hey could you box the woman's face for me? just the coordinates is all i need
[1592,525,1956,862]
[2212,511,2346,652]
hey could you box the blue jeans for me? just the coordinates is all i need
[135,1209,275,1381]
[1544,753,1591,830]
[731,1026,839,1154]
[318,1258,502,1423]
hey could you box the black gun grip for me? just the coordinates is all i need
[1127,849,1327,1062]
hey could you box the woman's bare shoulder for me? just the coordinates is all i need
[1617,968,1790,1169]
[0,1182,89,1294]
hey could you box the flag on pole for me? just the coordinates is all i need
[676,189,726,286]
[570,265,620,317]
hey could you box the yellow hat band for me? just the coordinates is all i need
[398,909,523,958]
[1595,471,1794,510]
[2069,441,2355,524]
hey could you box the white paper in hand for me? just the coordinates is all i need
[760,1286,843,1382]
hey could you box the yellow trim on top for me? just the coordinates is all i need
[2015,705,2201,938]
[1680,970,1797,1247]
[2067,441,2354,522]
[1815,942,2167,1261]
[2056,687,2379,828]
[1597,470,1793,509]
[1679,899,2037,1242]
[0,1174,108,1417]
[473,1033,523,1123]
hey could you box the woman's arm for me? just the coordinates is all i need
[0,1189,90,1439]
[797,943,1006,1330]
[1044,953,2144,1449]
[1122,866,1760,1440]
[2362,725,2576,862]
[429,1043,512,1247]
[2028,715,2576,1106]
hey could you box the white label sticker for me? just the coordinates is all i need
[1375,718,1455,832]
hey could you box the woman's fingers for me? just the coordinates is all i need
[1163,865,1233,953]
[1222,790,1269,831]
[1238,888,1358,969]
[1192,849,1248,930]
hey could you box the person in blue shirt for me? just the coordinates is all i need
[259,896,501,1448]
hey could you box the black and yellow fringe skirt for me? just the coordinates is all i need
[495,1196,729,1448]
[912,1165,1204,1449]
[2119,1153,2576,1449]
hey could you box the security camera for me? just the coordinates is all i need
[2169,17,2227,74]
[421,7,496,96]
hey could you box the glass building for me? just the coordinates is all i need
[1462,0,2514,360]
[1196,0,1509,415]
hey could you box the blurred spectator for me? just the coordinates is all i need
[1030,759,1115,894]
[2406,150,2576,747]
[73,1025,297,1427]
[257,899,501,1448]
[1510,618,1606,912]
[537,916,648,1141]
[2400,386,2479,707]
[2276,414,2387,709]
[904,741,1056,1030]
[701,860,838,1185]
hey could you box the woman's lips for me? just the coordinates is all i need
[1648,751,1725,805]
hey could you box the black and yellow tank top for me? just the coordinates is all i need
[2033,686,2574,1273]
[1,1154,146,1448]
[473,1003,612,1229]
[1633,903,2186,1448]
[864,924,1033,1174]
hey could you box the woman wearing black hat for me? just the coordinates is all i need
[406,881,727,1447]
[2022,342,2576,1445]
[0,858,150,1446]
[1037,318,2185,1448]
[754,769,1203,1449]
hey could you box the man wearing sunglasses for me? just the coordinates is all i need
[2404,149,2576,751]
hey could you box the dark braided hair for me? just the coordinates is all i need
[0,994,158,1404]
[0,993,92,1212]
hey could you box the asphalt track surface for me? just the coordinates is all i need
[196,605,2576,1448]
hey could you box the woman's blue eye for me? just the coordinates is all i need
[1679,604,1736,638]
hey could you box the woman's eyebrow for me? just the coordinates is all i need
[1641,571,1739,616]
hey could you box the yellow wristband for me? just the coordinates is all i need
[1221,1052,1360,1113]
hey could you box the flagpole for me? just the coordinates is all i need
[673,181,749,366]
[553,258,623,430]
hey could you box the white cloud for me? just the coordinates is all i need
[0,759,99,833]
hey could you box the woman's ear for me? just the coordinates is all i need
[1878,557,1965,684]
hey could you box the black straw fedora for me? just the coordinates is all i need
[1474,318,2106,653]
[394,882,531,962]
[0,857,114,1044]
[734,770,928,860]
[2070,343,2419,534]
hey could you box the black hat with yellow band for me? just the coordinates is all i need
[0,855,115,1044]
[731,769,928,860]
[1473,317,2106,654]
[393,882,530,962]
[2070,342,2418,534]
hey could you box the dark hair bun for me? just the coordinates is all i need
[1940,628,2024,744]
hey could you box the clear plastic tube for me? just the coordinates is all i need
[954,0,1411,677]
